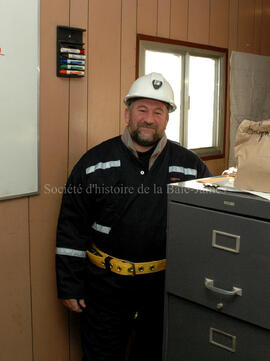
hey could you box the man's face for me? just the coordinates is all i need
[125,98,169,150]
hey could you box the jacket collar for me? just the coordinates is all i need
[121,126,167,169]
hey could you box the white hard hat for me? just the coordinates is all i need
[124,72,176,112]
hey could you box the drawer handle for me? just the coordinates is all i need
[205,278,242,296]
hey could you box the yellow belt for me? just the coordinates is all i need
[87,245,166,276]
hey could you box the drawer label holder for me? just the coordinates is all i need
[212,230,241,253]
[209,327,236,353]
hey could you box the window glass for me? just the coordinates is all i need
[188,56,215,149]
[145,50,181,142]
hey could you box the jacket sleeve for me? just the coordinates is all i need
[56,162,94,299]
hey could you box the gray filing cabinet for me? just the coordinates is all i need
[164,179,270,361]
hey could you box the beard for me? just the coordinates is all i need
[129,122,164,147]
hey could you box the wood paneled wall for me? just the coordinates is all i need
[1,1,269,360]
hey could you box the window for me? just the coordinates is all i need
[138,35,228,158]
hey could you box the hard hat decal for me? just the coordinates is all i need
[152,80,163,89]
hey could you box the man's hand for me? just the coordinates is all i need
[61,298,86,313]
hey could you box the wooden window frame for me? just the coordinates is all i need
[136,34,228,161]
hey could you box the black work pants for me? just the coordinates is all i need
[81,262,165,361]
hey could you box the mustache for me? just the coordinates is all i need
[138,122,157,130]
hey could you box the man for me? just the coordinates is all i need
[56,72,211,361]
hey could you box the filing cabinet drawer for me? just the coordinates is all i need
[166,202,270,329]
[164,295,270,361]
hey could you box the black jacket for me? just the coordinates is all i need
[56,130,211,299]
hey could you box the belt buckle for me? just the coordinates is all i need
[104,256,113,273]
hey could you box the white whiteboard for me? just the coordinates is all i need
[0,0,39,200]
